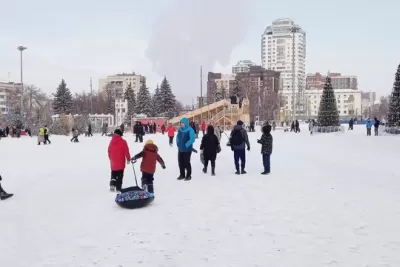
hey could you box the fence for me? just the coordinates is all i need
[312,126,345,134]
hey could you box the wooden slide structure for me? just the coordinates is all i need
[169,98,250,128]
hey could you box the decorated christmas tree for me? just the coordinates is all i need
[52,79,73,115]
[387,64,400,127]
[124,82,136,124]
[317,77,340,127]
[135,82,152,116]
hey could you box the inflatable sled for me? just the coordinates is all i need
[114,162,154,209]
[115,186,154,209]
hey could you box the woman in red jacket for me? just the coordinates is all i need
[201,120,207,136]
[167,123,175,146]
[108,129,131,192]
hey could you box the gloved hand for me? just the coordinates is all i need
[126,160,130,164]
[162,164,166,169]
[247,146,250,151]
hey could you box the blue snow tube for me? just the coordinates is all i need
[115,186,155,209]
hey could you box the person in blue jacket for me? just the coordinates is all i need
[366,119,373,136]
[176,117,196,181]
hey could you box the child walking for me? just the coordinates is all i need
[257,124,273,175]
[108,129,131,192]
[167,123,175,146]
[131,140,166,193]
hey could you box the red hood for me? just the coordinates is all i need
[144,143,158,152]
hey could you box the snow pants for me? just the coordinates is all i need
[141,172,154,193]
[169,136,174,146]
[178,151,192,178]
[374,127,379,136]
[262,153,271,173]
[110,170,124,191]
[367,128,371,136]
[234,149,246,171]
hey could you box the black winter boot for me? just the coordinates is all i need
[211,167,215,176]
[0,182,13,200]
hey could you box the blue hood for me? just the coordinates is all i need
[180,117,190,130]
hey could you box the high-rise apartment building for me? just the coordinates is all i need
[306,72,358,90]
[232,60,256,74]
[0,82,22,115]
[261,18,306,93]
[99,72,146,99]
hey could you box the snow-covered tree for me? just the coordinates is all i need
[159,76,176,118]
[213,86,225,103]
[231,77,243,98]
[151,84,162,116]
[52,79,73,115]
[135,82,152,116]
[317,77,340,126]
[50,115,70,135]
[73,115,90,133]
[124,82,136,124]
[103,83,115,115]
[387,64,400,127]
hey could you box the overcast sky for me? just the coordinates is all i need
[1,0,399,103]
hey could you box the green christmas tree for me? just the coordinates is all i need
[52,79,74,115]
[317,77,340,126]
[151,84,162,116]
[135,81,152,116]
[387,64,400,127]
[124,82,136,124]
[159,76,176,118]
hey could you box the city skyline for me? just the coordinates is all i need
[1,0,399,104]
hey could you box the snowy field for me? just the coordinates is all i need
[1,124,400,267]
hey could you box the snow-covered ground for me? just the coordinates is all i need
[1,125,400,267]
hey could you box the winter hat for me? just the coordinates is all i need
[146,140,154,145]
[237,120,244,126]
[114,129,123,136]
[263,125,272,134]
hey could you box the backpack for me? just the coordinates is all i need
[230,128,243,146]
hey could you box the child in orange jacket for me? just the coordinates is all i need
[167,124,175,146]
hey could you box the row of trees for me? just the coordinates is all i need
[52,76,182,119]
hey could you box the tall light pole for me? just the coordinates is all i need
[290,26,300,122]
[17,46,27,116]
[90,77,93,114]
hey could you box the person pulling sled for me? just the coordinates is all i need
[0,175,13,200]
[108,129,131,192]
[130,140,166,193]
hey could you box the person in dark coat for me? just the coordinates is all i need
[200,125,220,176]
[374,117,380,136]
[295,120,300,133]
[120,124,125,135]
[229,120,250,175]
[257,125,273,175]
[348,118,354,130]
[135,122,144,143]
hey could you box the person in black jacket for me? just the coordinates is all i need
[0,175,13,200]
[200,125,220,176]
[257,124,273,175]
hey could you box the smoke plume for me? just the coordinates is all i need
[145,0,254,103]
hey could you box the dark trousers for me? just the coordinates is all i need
[204,157,215,171]
[169,136,174,145]
[374,127,379,136]
[70,136,79,142]
[110,170,124,190]
[178,151,192,178]
[234,149,246,171]
[263,153,271,173]
[141,172,154,193]
[44,135,51,144]
[135,134,143,142]
[367,128,371,136]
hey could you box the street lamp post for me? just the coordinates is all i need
[17,46,27,116]
[290,26,300,122]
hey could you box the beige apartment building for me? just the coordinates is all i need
[99,72,146,99]
[0,82,22,115]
